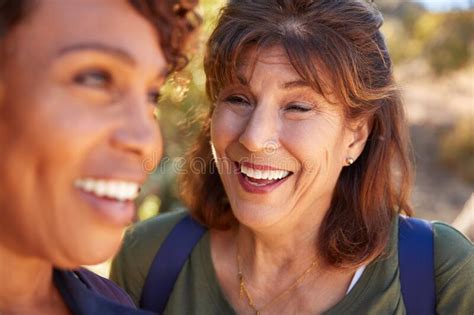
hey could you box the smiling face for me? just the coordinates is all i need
[210,46,369,231]
[0,0,166,267]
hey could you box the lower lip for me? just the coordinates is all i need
[236,166,291,194]
[77,189,135,226]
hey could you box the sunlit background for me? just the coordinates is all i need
[416,0,472,11]
[90,0,474,276]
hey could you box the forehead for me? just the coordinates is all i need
[230,46,341,106]
[5,0,164,70]
[244,46,291,66]
[235,46,303,84]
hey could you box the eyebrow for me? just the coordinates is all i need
[236,73,248,86]
[57,43,136,64]
[56,42,168,78]
[281,80,311,89]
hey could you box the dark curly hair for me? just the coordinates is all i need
[0,0,200,72]
[129,0,201,72]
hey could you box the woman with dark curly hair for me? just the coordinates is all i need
[111,0,473,314]
[0,0,198,314]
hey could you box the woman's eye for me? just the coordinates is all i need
[73,69,112,88]
[285,104,313,112]
[147,90,162,105]
[224,95,251,106]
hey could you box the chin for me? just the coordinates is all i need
[54,230,124,269]
[231,201,285,229]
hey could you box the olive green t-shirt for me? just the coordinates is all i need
[110,210,474,314]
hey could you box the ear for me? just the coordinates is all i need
[345,118,371,163]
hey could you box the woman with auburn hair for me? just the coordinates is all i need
[0,0,198,314]
[111,0,473,314]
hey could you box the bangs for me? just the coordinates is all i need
[205,23,358,114]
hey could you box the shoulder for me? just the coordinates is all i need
[124,209,190,249]
[432,222,474,313]
[110,209,189,305]
[432,221,473,278]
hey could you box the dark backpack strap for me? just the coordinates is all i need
[398,216,436,315]
[140,215,207,314]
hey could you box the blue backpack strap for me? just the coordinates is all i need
[140,214,207,314]
[398,216,436,315]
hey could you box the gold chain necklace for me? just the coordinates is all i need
[237,251,319,315]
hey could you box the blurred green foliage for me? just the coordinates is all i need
[137,0,474,221]
[422,12,474,74]
[439,117,474,184]
[137,0,225,219]
[381,2,473,74]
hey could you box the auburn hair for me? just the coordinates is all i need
[180,0,413,268]
[0,0,200,72]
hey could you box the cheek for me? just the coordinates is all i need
[210,108,243,182]
[210,106,245,156]
[36,105,109,180]
[282,118,345,171]
[6,90,115,213]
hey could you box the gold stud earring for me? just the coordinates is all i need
[346,157,354,166]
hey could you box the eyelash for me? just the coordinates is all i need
[285,104,313,112]
[224,95,251,106]
[147,90,162,106]
[74,69,112,89]
[225,95,313,113]
[74,69,161,106]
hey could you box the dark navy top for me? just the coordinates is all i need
[53,269,154,315]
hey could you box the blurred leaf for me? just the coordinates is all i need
[439,117,474,183]
[138,195,161,221]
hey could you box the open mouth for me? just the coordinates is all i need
[74,178,140,202]
[235,162,293,192]
[74,178,141,226]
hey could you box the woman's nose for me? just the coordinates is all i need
[238,105,280,153]
[110,95,162,161]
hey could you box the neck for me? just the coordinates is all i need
[0,242,56,310]
[236,207,326,282]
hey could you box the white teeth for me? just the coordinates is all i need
[74,178,140,201]
[240,165,290,180]
[96,181,107,197]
